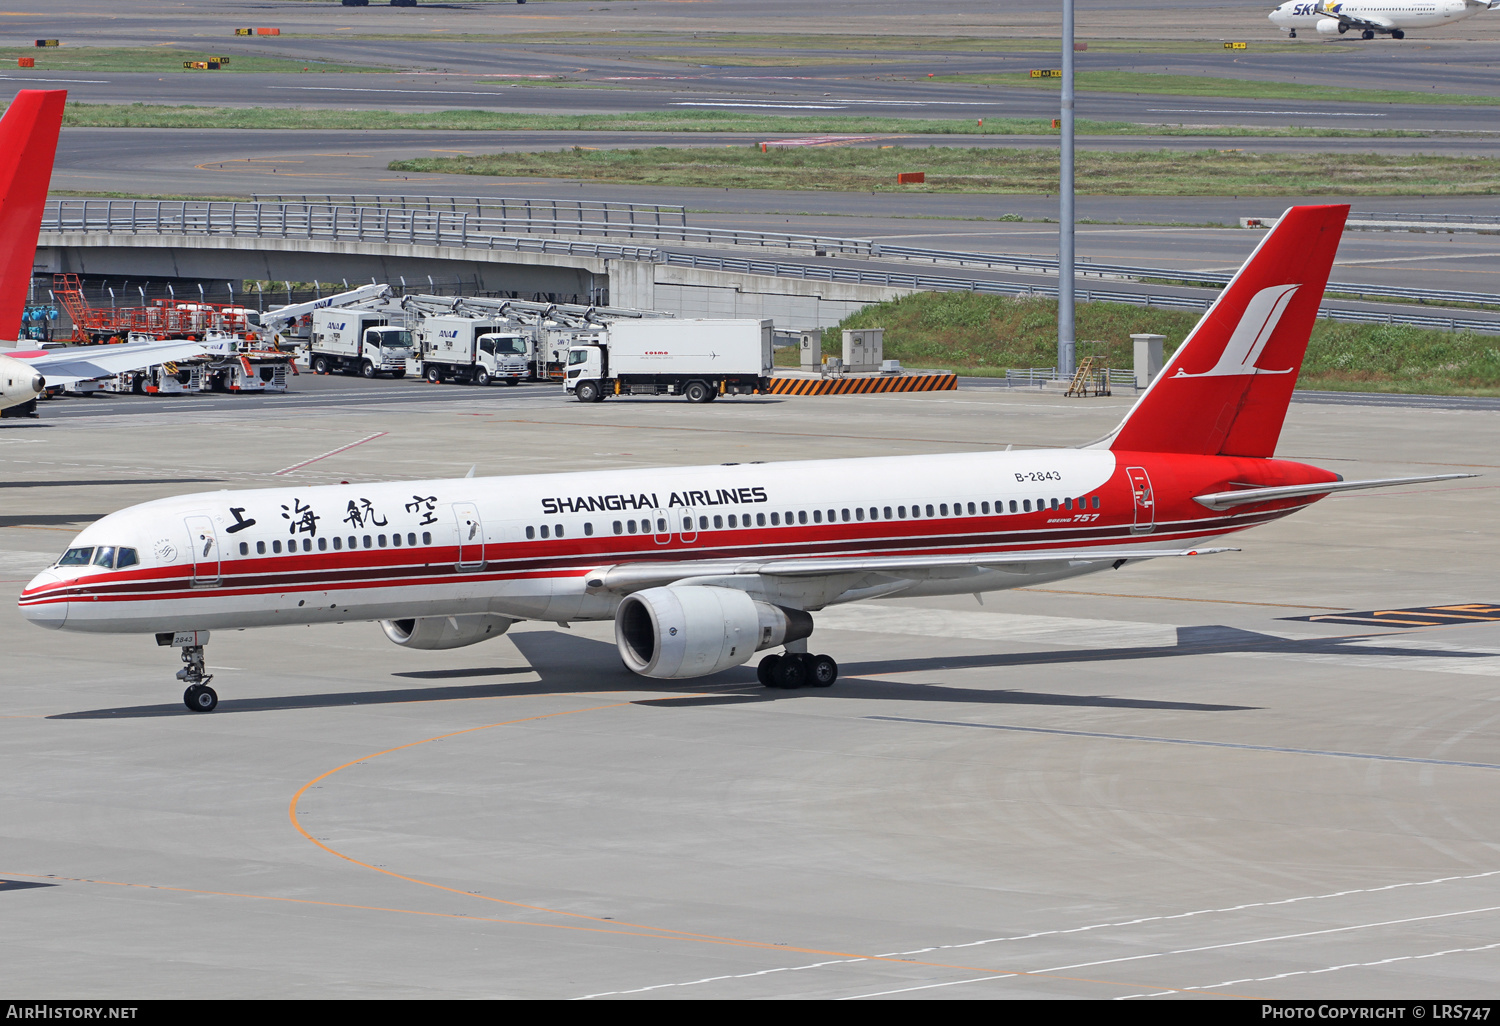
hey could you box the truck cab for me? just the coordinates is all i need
[564,343,606,400]
[475,333,530,386]
[310,309,412,378]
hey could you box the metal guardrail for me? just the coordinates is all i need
[42,200,663,261]
[1354,211,1500,226]
[44,199,1500,309]
[659,251,1500,334]
[42,199,872,256]
[251,194,690,227]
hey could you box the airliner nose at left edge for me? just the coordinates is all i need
[19,570,67,629]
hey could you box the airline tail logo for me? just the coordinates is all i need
[1174,284,1299,379]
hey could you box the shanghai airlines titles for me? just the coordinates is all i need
[17,205,1478,711]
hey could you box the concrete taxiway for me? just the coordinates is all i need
[3,376,1499,998]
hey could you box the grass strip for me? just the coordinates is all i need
[1,47,388,74]
[389,145,1500,196]
[59,104,1433,139]
[819,291,1500,395]
[929,70,1500,106]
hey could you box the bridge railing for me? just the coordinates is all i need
[39,200,1500,334]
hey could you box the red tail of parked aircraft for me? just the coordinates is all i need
[0,89,66,341]
[1105,204,1349,459]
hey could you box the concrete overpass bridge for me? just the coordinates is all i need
[35,197,1500,335]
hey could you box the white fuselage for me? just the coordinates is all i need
[20,446,1292,637]
[1270,0,1481,31]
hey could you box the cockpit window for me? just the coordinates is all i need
[58,547,94,566]
[92,547,116,568]
[116,548,139,569]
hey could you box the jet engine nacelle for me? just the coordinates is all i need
[615,585,813,679]
[1316,17,1346,33]
[379,613,515,650]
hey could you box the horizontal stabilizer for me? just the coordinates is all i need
[585,546,1237,593]
[1194,474,1477,510]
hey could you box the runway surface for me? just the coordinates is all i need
[3,375,1500,998]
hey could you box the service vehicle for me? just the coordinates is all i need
[308,308,413,378]
[415,316,529,386]
[565,318,772,403]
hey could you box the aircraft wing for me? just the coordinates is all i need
[583,545,1236,595]
[10,339,213,390]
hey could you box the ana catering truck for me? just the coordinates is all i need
[416,316,530,386]
[565,318,772,403]
[308,308,414,378]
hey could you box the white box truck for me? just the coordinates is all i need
[416,316,530,386]
[565,318,772,403]
[308,308,413,378]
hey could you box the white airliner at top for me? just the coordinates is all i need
[1269,0,1497,38]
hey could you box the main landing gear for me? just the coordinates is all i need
[757,651,839,689]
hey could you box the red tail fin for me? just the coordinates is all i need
[1107,204,1348,458]
[0,90,66,341]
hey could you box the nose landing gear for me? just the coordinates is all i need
[177,645,217,711]
[158,631,218,712]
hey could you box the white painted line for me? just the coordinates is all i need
[1146,108,1386,116]
[272,431,387,476]
[0,75,108,84]
[578,868,1500,999]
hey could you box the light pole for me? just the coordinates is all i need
[1058,0,1076,379]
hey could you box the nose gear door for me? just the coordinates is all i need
[1127,467,1155,535]
[184,514,221,587]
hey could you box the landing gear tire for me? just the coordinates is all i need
[808,654,838,687]
[1362,28,1375,38]
[183,684,218,712]
[313,356,329,375]
[425,365,443,384]
[1288,28,1296,38]
[575,380,601,403]
[772,653,809,689]
[683,380,712,404]
[1392,29,1404,39]
[475,369,492,386]
[362,360,378,379]
[757,653,781,687]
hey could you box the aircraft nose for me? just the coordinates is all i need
[19,570,68,630]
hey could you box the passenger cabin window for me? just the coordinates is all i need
[239,542,249,556]
[526,526,535,540]
[258,541,267,554]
